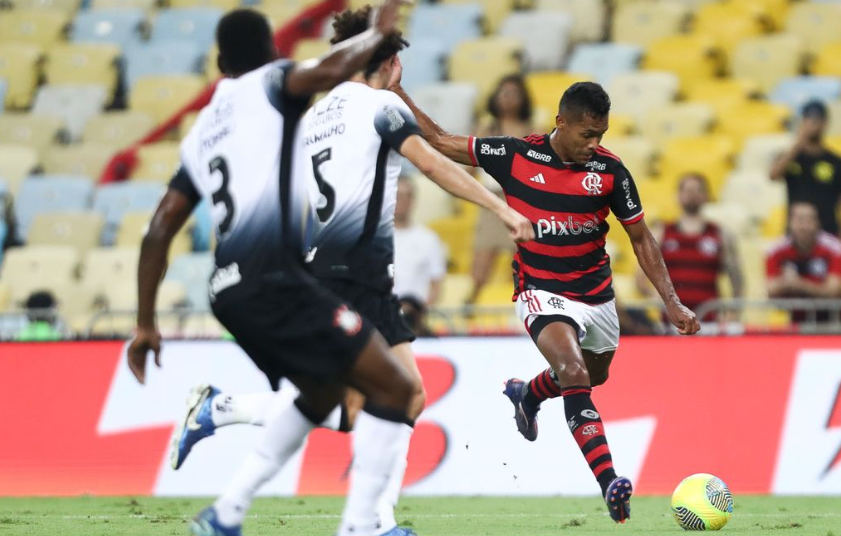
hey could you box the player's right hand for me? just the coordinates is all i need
[502,208,535,243]
[666,301,701,335]
[127,326,162,385]
[373,0,408,36]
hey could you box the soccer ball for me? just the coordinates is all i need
[671,473,734,531]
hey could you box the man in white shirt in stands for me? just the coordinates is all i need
[393,176,447,306]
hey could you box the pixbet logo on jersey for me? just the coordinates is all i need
[536,215,602,238]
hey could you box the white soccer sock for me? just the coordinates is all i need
[214,393,315,527]
[338,412,410,536]
[211,392,274,427]
[211,392,342,430]
[375,424,413,535]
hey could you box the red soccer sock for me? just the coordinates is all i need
[562,386,618,496]
[523,368,562,409]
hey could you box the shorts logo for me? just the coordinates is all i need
[480,143,506,156]
[334,305,362,336]
[582,173,603,195]
[581,409,599,419]
[582,424,600,436]
[548,297,564,309]
[527,149,552,162]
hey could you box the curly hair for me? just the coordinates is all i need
[331,6,409,78]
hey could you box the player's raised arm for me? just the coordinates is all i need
[284,0,404,97]
[388,59,474,166]
[127,178,197,384]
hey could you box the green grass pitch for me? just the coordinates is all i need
[0,496,839,535]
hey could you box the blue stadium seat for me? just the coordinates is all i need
[398,38,448,92]
[14,176,94,242]
[92,182,165,245]
[150,8,223,52]
[192,198,213,252]
[408,4,483,53]
[124,40,204,91]
[566,43,643,86]
[0,220,6,268]
[164,252,214,311]
[71,9,146,49]
[0,79,6,115]
[770,76,841,115]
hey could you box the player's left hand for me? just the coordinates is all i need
[666,301,700,335]
[502,207,535,243]
[127,326,162,385]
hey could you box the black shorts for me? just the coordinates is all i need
[321,278,416,347]
[211,271,374,391]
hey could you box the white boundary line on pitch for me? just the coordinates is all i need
[5,513,841,520]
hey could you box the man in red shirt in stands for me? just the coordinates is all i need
[767,201,841,322]
[638,173,743,319]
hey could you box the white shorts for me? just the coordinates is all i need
[516,289,620,354]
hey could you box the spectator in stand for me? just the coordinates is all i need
[771,100,841,236]
[393,176,447,306]
[767,201,841,322]
[466,74,535,304]
[16,291,62,341]
[637,173,743,319]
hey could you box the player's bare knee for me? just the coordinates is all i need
[557,361,590,387]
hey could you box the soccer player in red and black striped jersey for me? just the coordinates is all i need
[391,74,700,523]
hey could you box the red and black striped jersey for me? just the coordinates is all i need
[661,222,723,312]
[468,133,644,304]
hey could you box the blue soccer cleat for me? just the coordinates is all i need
[190,506,241,536]
[379,526,417,536]
[502,378,539,442]
[605,476,633,524]
[171,383,220,470]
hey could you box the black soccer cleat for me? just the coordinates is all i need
[502,378,539,441]
[605,476,633,524]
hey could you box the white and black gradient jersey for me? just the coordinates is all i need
[170,59,315,289]
[304,81,422,291]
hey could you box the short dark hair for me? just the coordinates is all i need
[331,6,409,78]
[487,74,533,122]
[216,9,275,76]
[559,82,611,122]
[679,172,710,192]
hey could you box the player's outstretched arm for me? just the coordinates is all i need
[127,188,194,384]
[624,219,701,335]
[284,0,404,97]
[401,135,534,243]
[388,60,473,166]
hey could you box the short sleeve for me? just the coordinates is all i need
[374,93,423,154]
[610,164,645,224]
[168,165,201,206]
[468,136,516,186]
[262,59,311,116]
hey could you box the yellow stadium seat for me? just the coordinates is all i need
[612,0,689,47]
[8,0,82,11]
[429,216,476,274]
[720,170,785,224]
[762,204,786,238]
[292,38,330,62]
[635,179,679,223]
[535,0,606,42]
[640,102,715,146]
[45,43,120,100]
[604,113,636,139]
[448,37,523,104]
[701,201,754,237]
[131,142,181,182]
[731,34,804,95]
[826,136,841,156]
[0,144,39,195]
[601,136,656,178]
[27,212,104,255]
[0,282,10,313]
[116,211,192,257]
[684,78,760,115]
[828,102,841,137]
[489,250,515,284]
[80,247,140,297]
[658,135,737,199]
[737,133,793,173]
[692,1,772,62]
[609,71,679,124]
[475,282,515,306]
[812,42,841,78]
[413,173,457,225]
[90,0,156,8]
[786,2,841,55]
[129,75,206,123]
[0,113,66,155]
[438,273,473,307]
[0,10,69,47]
[0,43,41,109]
[525,71,591,131]
[204,44,220,81]
[179,111,200,139]
[0,245,79,303]
[714,100,790,148]
[643,34,721,92]
[83,111,155,148]
[739,0,790,31]
[168,0,239,8]
[444,0,516,33]
[41,143,116,179]
[257,0,322,30]
[104,280,186,311]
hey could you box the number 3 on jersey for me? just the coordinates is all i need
[210,156,234,237]
[312,148,335,223]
